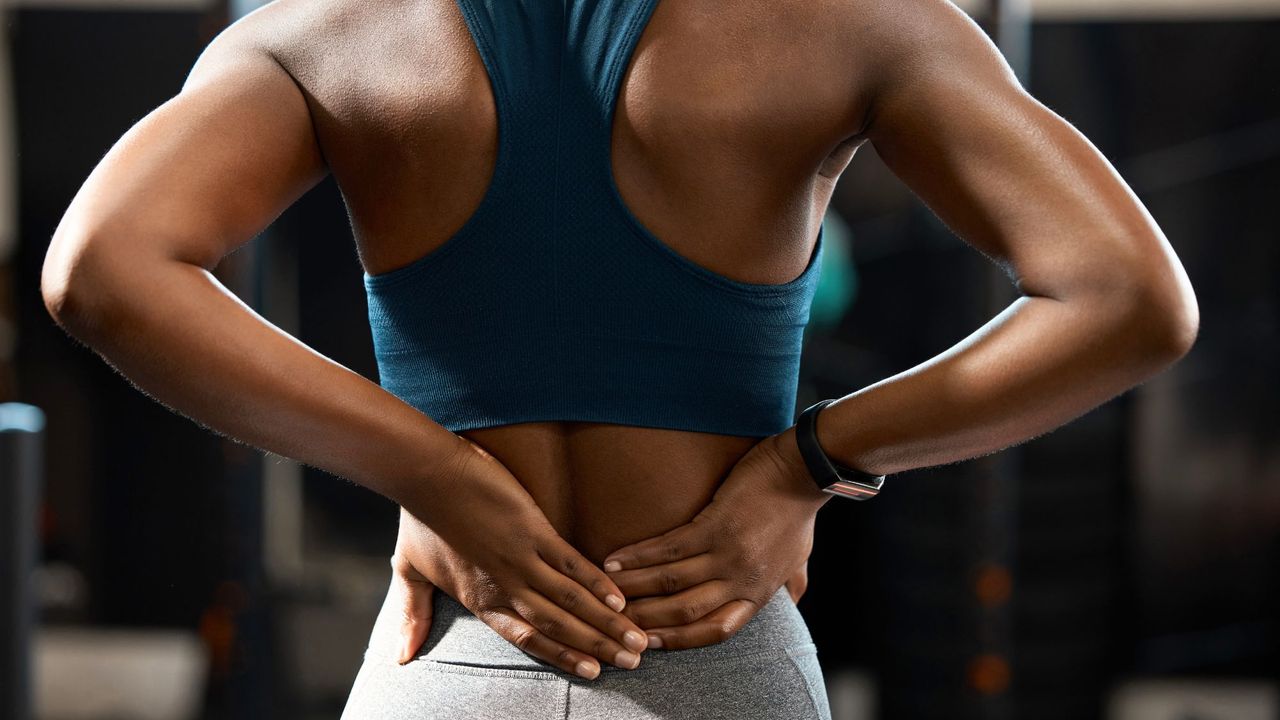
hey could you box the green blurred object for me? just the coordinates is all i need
[808,210,859,334]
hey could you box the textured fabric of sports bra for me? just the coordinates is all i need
[364,0,824,438]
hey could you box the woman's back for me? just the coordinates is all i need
[40,0,1199,708]
[246,0,868,563]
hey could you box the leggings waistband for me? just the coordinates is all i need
[363,580,816,677]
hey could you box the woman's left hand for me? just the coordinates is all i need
[600,427,831,650]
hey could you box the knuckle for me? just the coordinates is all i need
[556,648,576,668]
[511,626,539,652]
[559,587,581,611]
[715,621,736,642]
[716,511,745,539]
[461,580,494,611]
[658,571,681,595]
[591,637,613,660]
[559,553,580,575]
[662,542,683,562]
[591,576,610,594]
[536,614,563,639]
[518,544,544,568]
[732,534,758,560]
[678,602,701,625]
[722,540,748,568]
[456,585,479,611]
[732,540,757,568]
[623,607,645,627]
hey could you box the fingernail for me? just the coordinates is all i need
[615,650,641,669]
[605,594,626,612]
[604,559,622,572]
[399,637,412,663]
[575,660,600,680]
[647,635,663,650]
[623,630,646,652]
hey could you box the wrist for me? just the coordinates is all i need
[795,399,887,501]
[811,397,881,476]
[770,426,836,510]
[388,429,472,522]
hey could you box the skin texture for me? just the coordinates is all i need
[41,0,1197,683]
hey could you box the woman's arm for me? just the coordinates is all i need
[41,21,646,678]
[41,34,444,512]
[602,0,1197,648]
[813,0,1197,475]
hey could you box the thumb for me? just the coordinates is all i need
[785,561,808,604]
[396,574,435,665]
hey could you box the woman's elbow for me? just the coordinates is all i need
[41,225,123,340]
[1125,252,1200,367]
[1155,285,1199,361]
[42,228,86,329]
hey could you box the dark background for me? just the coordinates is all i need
[6,5,1277,719]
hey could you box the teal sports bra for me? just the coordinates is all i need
[364,0,824,438]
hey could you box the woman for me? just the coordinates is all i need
[41,0,1198,717]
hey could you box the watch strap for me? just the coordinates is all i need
[796,399,886,500]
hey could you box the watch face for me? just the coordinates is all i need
[804,400,832,415]
[835,464,885,488]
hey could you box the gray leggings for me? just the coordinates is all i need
[341,579,832,719]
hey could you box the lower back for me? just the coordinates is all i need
[461,422,761,564]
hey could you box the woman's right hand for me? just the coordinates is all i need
[393,438,650,679]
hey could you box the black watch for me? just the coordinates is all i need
[795,399,885,500]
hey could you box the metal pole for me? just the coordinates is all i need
[992,0,1033,84]
[967,3,1032,719]
[218,4,297,715]
[0,403,45,720]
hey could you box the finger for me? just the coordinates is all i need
[608,553,719,599]
[602,521,714,572]
[642,599,758,651]
[622,579,734,629]
[534,543,649,653]
[396,575,436,665]
[479,606,603,680]
[507,589,644,671]
[538,539,630,614]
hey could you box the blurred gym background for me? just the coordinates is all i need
[1,0,1276,718]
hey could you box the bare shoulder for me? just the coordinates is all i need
[846,0,1018,95]
[711,0,1000,140]
[183,0,334,84]
[194,0,491,154]
[188,0,457,94]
